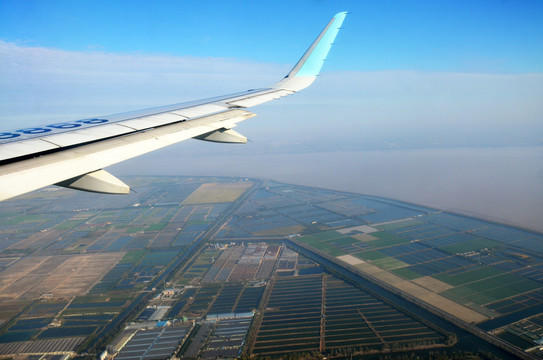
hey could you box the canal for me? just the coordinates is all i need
[287,239,533,359]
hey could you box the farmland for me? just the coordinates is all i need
[0,253,123,302]
[130,242,451,359]
[1,176,542,359]
[293,209,543,324]
[182,182,253,204]
[0,177,255,358]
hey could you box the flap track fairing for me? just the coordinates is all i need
[55,169,130,195]
[193,128,247,143]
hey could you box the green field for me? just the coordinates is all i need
[120,250,145,263]
[391,267,424,280]
[55,219,85,230]
[441,273,542,306]
[376,219,423,231]
[361,232,411,250]
[298,229,415,259]
[0,214,44,225]
[299,231,343,243]
[146,223,168,231]
[371,257,409,270]
[298,231,353,256]
[354,250,387,261]
[139,250,178,266]
[125,226,145,234]
[440,238,504,254]
[434,266,505,286]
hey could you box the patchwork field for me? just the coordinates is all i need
[289,208,543,326]
[1,177,542,358]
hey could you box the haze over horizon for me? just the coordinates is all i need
[1,1,542,231]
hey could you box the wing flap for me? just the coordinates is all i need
[0,139,59,161]
[118,113,188,130]
[39,123,134,148]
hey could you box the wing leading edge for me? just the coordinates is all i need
[0,12,347,201]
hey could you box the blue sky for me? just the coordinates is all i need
[1,0,543,73]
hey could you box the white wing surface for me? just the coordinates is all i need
[0,12,347,201]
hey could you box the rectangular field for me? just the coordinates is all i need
[0,253,124,301]
[182,182,253,204]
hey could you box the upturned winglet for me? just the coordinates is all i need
[275,11,347,91]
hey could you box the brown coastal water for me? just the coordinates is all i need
[113,146,543,233]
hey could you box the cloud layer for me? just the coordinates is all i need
[0,40,286,125]
[2,40,542,149]
[1,41,542,230]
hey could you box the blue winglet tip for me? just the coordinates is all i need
[293,11,347,78]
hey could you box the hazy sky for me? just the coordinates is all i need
[1,1,542,229]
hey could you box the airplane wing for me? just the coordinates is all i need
[0,12,347,201]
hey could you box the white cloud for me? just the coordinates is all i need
[0,40,287,125]
[1,40,542,148]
